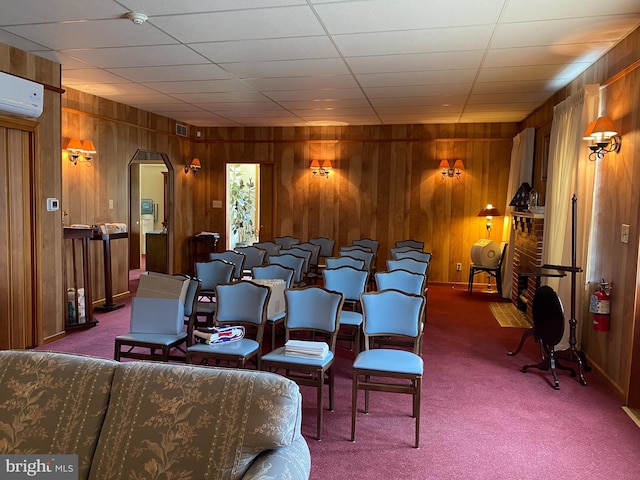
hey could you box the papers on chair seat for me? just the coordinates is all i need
[194,325,245,345]
[284,340,329,359]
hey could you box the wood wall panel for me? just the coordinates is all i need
[521,27,640,401]
[1,44,62,345]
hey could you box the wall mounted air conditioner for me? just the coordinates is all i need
[0,71,44,118]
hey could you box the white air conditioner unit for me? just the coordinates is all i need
[0,72,44,118]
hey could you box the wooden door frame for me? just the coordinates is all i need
[128,150,174,273]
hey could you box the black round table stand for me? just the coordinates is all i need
[521,285,576,389]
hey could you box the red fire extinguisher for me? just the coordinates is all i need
[590,279,612,332]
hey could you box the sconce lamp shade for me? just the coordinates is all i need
[81,140,96,153]
[477,204,501,218]
[453,160,465,170]
[66,138,82,151]
[310,159,321,169]
[588,116,617,140]
[438,159,450,169]
[184,157,202,175]
[321,160,332,171]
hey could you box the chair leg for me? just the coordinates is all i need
[364,375,370,413]
[468,268,474,295]
[351,370,358,442]
[414,377,421,448]
[495,271,503,297]
[317,369,324,440]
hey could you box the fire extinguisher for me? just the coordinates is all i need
[590,279,612,332]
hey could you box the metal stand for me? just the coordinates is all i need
[542,195,589,385]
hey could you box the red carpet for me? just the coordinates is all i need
[37,281,640,479]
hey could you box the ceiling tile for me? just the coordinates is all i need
[333,25,494,56]
[356,70,477,87]
[501,0,640,23]
[107,64,234,82]
[60,45,207,68]
[278,98,372,110]
[346,51,484,74]
[221,58,351,79]
[264,88,366,102]
[118,0,306,16]
[244,75,358,91]
[364,84,473,98]
[0,0,127,24]
[314,0,504,33]
[150,6,324,43]
[4,19,177,50]
[191,36,340,63]
[62,68,132,85]
[144,79,254,94]
[484,44,613,68]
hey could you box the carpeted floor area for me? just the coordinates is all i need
[37,282,640,479]
[489,301,531,328]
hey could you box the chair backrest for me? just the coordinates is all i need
[389,245,420,259]
[181,276,202,318]
[215,280,271,327]
[339,249,374,272]
[386,258,428,276]
[253,241,282,257]
[394,250,431,264]
[340,245,373,254]
[325,256,366,270]
[395,240,424,250]
[234,245,267,271]
[195,259,234,291]
[296,242,321,267]
[268,254,305,285]
[323,266,369,303]
[280,248,312,275]
[284,287,345,350]
[274,236,300,249]
[309,237,335,258]
[252,264,295,288]
[352,238,379,255]
[360,289,425,353]
[210,250,246,280]
[375,269,426,296]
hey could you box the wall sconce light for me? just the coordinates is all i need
[478,204,501,237]
[66,137,96,165]
[583,116,621,161]
[439,159,464,180]
[310,159,332,178]
[184,157,201,176]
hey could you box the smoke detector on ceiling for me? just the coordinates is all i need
[126,12,148,25]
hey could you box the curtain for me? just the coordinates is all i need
[542,84,600,349]
[500,128,535,299]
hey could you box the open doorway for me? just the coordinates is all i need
[226,164,260,249]
[129,150,173,274]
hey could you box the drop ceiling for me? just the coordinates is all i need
[1,0,639,127]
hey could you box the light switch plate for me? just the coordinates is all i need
[46,197,59,211]
[212,200,222,208]
[621,224,630,243]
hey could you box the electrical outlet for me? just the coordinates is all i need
[456,263,462,271]
[108,199,114,210]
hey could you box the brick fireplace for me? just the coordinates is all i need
[511,213,544,323]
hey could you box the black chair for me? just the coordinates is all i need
[521,285,575,389]
[468,242,508,296]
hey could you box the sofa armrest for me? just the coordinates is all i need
[242,436,311,480]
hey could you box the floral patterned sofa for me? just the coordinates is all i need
[0,350,311,480]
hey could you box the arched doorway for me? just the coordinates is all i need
[128,150,174,273]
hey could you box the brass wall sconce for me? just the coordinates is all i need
[185,157,201,176]
[478,204,501,237]
[439,159,464,180]
[310,159,332,178]
[583,116,621,161]
[66,138,96,165]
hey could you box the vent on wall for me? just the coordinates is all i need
[176,123,188,137]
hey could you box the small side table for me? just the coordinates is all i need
[91,232,128,312]
[189,233,220,274]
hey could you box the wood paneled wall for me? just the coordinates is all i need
[191,124,518,282]
[522,27,640,401]
[0,44,62,344]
